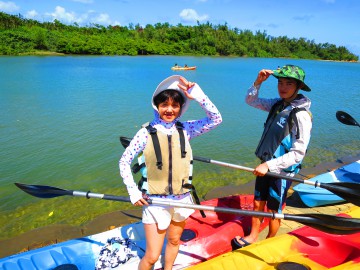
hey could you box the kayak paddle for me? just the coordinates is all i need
[336,111,360,127]
[120,136,360,207]
[193,156,360,207]
[15,182,360,235]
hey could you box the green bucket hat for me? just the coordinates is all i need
[272,65,311,91]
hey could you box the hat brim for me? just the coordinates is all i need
[272,72,311,91]
[152,75,190,117]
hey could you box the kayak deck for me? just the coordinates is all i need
[187,207,360,270]
[0,222,145,270]
[293,160,360,207]
[0,194,267,270]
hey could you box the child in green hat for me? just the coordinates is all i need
[233,65,312,248]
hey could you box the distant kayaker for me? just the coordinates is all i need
[119,75,222,270]
[233,65,312,248]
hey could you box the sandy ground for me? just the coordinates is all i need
[0,154,359,258]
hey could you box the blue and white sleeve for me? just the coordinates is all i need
[183,84,222,139]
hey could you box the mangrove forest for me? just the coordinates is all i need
[0,12,358,61]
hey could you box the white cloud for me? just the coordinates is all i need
[26,10,38,18]
[179,9,208,23]
[42,6,116,26]
[45,6,80,24]
[0,1,19,12]
[93,13,111,25]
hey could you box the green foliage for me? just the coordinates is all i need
[0,12,358,61]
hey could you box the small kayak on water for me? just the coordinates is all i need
[293,160,360,207]
[0,194,269,270]
[187,206,360,270]
[171,66,196,70]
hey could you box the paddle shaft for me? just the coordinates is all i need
[120,136,360,206]
[121,136,315,186]
[194,156,360,207]
[121,136,355,189]
[40,189,330,223]
[21,185,288,220]
[194,156,317,186]
[14,182,360,234]
[121,136,308,184]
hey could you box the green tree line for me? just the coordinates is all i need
[0,12,358,61]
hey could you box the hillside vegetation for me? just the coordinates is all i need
[0,12,358,61]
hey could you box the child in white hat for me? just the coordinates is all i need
[120,75,222,270]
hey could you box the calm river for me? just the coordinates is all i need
[0,55,359,241]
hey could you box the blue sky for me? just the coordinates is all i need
[1,0,359,56]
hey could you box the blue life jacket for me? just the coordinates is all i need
[255,100,310,174]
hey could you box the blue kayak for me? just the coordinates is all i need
[293,160,360,207]
[0,221,145,270]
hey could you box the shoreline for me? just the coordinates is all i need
[3,51,359,62]
[0,154,359,259]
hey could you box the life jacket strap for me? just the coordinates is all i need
[137,176,148,193]
[175,122,187,158]
[145,122,187,170]
[131,162,146,174]
[181,183,206,218]
[288,107,306,139]
[264,100,284,128]
[266,101,307,140]
[137,179,204,218]
[146,125,163,170]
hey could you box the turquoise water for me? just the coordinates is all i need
[0,56,359,240]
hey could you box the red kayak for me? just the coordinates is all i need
[187,207,360,270]
[173,194,269,268]
[287,213,360,269]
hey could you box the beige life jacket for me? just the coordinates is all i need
[142,124,193,195]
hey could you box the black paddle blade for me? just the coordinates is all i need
[287,213,360,235]
[336,111,360,127]
[120,136,131,148]
[15,182,72,198]
[320,182,360,207]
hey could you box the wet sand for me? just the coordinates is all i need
[1,154,359,258]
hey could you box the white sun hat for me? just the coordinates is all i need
[152,75,190,117]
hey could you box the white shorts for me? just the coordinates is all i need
[142,192,195,230]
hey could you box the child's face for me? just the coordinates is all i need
[277,78,299,101]
[157,98,181,122]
